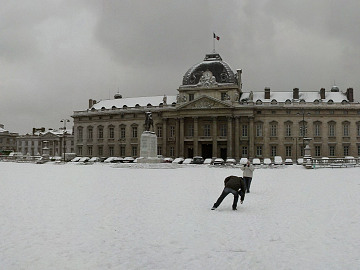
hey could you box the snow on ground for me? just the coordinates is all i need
[1,162,359,270]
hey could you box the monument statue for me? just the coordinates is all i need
[145,112,154,132]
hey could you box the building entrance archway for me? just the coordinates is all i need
[201,143,212,159]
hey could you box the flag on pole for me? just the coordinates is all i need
[213,33,220,40]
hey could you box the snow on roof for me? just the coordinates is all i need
[0,127,8,133]
[243,90,348,103]
[92,96,177,110]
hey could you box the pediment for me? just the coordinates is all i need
[40,132,60,139]
[177,95,233,110]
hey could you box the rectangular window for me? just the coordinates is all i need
[132,146,137,157]
[299,124,307,137]
[357,125,360,136]
[315,146,321,157]
[132,126,138,138]
[242,146,248,157]
[109,127,114,139]
[343,145,349,156]
[157,126,163,138]
[98,146,103,156]
[271,146,277,157]
[187,124,194,137]
[221,92,228,100]
[98,128,103,139]
[242,125,248,137]
[343,124,349,137]
[256,124,263,137]
[109,146,114,157]
[358,145,360,156]
[204,124,211,137]
[329,124,335,137]
[170,126,175,138]
[285,124,291,137]
[189,94,194,101]
[120,127,126,139]
[170,146,175,157]
[77,128,83,140]
[329,145,335,157]
[77,146,82,156]
[88,146,93,156]
[286,146,292,157]
[88,128,93,139]
[256,146,262,156]
[220,124,227,137]
[270,124,277,137]
[314,124,321,137]
[157,146,162,156]
[120,146,125,157]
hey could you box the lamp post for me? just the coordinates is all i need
[297,109,310,157]
[60,119,70,162]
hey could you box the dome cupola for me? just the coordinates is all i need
[182,53,237,86]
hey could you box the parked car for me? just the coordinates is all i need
[297,158,304,165]
[78,157,90,163]
[274,156,283,165]
[122,157,135,163]
[163,157,174,163]
[183,158,193,164]
[104,157,123,163]
[89,157,101,163]
[252,158,261,166]
[239,157,248,165]
[192,156,204,164]
[225,158,236,165]
[71,157,81,162]
[263,158,272,166]
[203,158,213,165]
[172,157,184,164]
[213,158,225,165]
[284,158,293,165]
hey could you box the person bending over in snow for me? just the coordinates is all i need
[211,176,246,211]
[241,160,255,193]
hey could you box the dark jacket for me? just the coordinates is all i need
[224,176,246,201]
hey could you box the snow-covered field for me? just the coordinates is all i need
[1,162,359,270]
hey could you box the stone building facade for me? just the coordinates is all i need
[0,124,18,155]
[17,128,74,157]
[72,52,360,161]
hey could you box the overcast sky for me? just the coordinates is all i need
[2,0,360,134]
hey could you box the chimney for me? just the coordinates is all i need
[237,69,242,92]
[320,88,325,99]
[293,88,299,99]
[347,88,354,102]
[89,99,93,109]
[264,87,270,99]
[33,128,36,135]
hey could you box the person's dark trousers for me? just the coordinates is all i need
[244,177,252,193]
[213,187,239,209]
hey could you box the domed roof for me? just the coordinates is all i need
[331,85,339,92]
[182,53,237,86]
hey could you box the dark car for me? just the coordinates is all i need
[192,156,204,164]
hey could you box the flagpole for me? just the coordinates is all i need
[213,32,215,53]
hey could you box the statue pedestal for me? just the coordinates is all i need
[138,131,162,163]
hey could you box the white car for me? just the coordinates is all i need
[274,156,283,165]
[263,158,272,166]
[239,158,248,165]
[252,158,261,166]
[284,158,293,165]
[172,157,185,164]
[182,158,193,164]
[213,158,225,165]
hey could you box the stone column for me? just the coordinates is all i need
[175,118,180,157]
[179,117,184,157]
[162,118,167,157]
[227,117,233,158]
[235,116,240,160]
[249,117,254,158]
[212,117,217,158]
[193,117,199,156]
